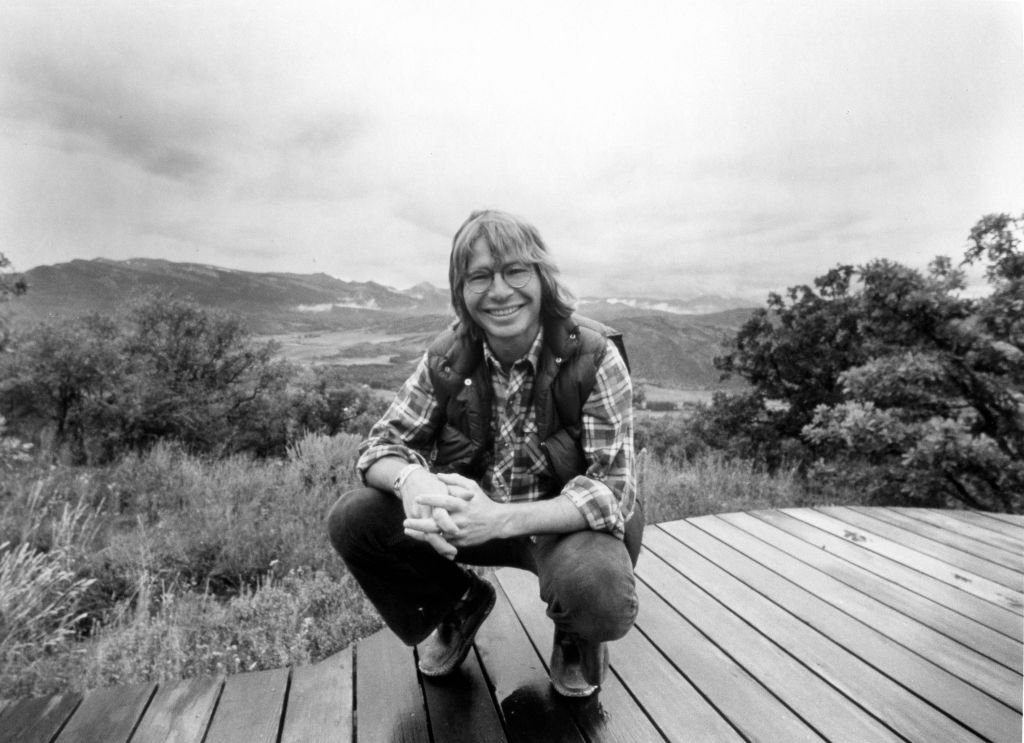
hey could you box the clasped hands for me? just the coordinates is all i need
[401,472,501,560]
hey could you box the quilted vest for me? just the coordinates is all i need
[425,314,627,490]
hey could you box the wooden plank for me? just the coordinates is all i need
[788,508,1023,612]
[496,567,667,743]
[635,554,829,742]
[855,507,1024,574]
[663,518,1021,742]
[831,506,1024,589]
[691,515,1023,711]
[475,574,585,743]
[719,511,1023,672]
[897,508,1024,557]
[355,628,430,743]
[646,523,990,743]
[130,676,221,743]
[933,509,1024,542]
[53,683,155,743]
[419,644,508,743]
[280,648,353,743]
[606,612,744,742]
[201,667,288,743]
[976,512,1024,527]
[0,694,81,743]
[753,509,1023,640]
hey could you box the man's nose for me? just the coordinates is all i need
[488,272,514,296]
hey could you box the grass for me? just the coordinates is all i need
[0,431,867,699]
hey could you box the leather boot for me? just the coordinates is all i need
[549,628,608,697]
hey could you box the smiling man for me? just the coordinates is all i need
[327,209,642,698]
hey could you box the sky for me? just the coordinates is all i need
[1,1,1022,302]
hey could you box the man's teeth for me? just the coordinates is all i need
[488,306,520,317]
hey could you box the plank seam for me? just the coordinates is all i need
[758,510,1022,640]
[121,684,158,743]
[825,506,1024,581]
[198,679,228,743]
[662,518,1013,740]
[694,515,1022,713]
[717,512,1023,674]
[272,670,293,743]
[639,533,833,742]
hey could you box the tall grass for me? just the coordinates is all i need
[0,433,381,697]
[0,483,100,696]
[638,449,864,523]
[1,434,865,698]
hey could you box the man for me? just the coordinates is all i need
[327,209,642,697]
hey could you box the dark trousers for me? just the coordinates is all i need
[327,487,644,647]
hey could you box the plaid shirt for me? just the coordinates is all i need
[356,328,636,539]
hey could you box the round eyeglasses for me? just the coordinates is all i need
[464,263,535,294]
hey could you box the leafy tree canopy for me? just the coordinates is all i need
[0,292,383,463]
[712,212,1023,511]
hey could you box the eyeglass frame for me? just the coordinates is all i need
[463,262,536,294]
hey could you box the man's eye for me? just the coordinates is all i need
[505,265,530,278]
[468,272,491,283]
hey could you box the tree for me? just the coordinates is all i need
[1,314,123,460]
[0,253,27,352]
[289,365,387,438]
[711,212,1023,511]
[116,294,293,455]
[1,294,294,462]
[712,264,867,469]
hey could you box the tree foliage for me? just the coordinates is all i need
[711,212,1023,511]
[0,293,384,463]
[0,252,27,353]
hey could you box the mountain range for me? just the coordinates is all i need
[7,258,759,388]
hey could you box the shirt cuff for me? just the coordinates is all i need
[561,475,626,540]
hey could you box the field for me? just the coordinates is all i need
[642,384,714,407]
[257,329,428,366]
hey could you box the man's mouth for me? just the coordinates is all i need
[485,305,522,318]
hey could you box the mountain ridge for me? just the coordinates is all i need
[8,257,758,388]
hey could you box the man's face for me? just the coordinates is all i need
[462,238,542,354]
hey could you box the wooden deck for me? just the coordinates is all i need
[1,507,1021,742]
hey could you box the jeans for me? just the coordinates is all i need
[327,487,644,647]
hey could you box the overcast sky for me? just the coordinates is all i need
[1,0,1021,301]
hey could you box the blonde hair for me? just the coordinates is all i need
[448,210,575,339]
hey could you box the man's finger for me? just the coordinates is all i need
[432,507,460,536]
[425,533,457,559]
[415,493,466,511]
[442,484,476,501]
[403,526,457,559]
[404,517,440,533]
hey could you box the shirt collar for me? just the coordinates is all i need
[483,326,545,374]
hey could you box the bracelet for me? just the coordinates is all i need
[392,462,422,496]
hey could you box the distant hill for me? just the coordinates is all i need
[8,258,758,388]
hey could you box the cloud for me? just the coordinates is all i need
[0,0,1020,304]
[3,51,222,183]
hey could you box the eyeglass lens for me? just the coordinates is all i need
[466,264,533,293]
